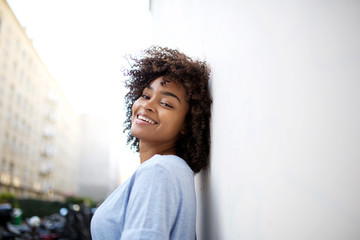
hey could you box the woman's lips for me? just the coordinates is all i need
[136,114,158,125]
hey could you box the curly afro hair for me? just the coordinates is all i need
[123,46,212,173]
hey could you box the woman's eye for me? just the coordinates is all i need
[161,102,173,108]
[141,95,150,100]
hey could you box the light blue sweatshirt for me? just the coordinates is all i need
[91,154,196,240]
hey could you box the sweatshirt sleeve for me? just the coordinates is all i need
[121,163,180,240]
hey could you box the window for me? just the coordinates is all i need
[1,158,6,172]
[10,137,16,151]
[12,114,18,128]
[13,62,17,74]
[22,98,27,111]
[9,162,14,175]
[6,108,11,120]
[25,78,30,89]
[19,70,24,82]
[22,50,26,60]
[19,119,25,132]
[9,85,14,97]
[18,141,23,154]
[16,92,21,104]
[3,133,8,145]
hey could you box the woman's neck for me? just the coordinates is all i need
[139,141,177,164]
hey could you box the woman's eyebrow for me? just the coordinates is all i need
[145,85,181,102]
[161,91,181,103]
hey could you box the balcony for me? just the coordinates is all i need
[41,144,56,158]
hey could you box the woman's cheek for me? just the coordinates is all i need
[132,100,140,115]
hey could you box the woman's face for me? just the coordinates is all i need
[131,77,189,146]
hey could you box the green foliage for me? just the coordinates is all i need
[65,196,96,208]
[0,191,15,203]
[17,199,64,219]
[0,191,19,208]
[0,191,97,218]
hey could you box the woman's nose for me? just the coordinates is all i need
[142,100,155,112]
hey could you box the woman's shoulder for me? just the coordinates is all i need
[127,154,195,205]
[138,154,193,178]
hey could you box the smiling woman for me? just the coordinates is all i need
[123,46,212,173]
[131,77,189,161]
[90,46,212,240]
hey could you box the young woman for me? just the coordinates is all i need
[90,46,212,240]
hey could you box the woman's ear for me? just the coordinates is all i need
[180,124,187,135]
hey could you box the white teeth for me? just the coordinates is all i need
[138,115,156,124]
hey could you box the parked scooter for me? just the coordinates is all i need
[58,204,92,240]
[0,203,93,240]
[0,203,30,240]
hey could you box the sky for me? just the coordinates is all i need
[8,0,152,116]
[7,0,153,182]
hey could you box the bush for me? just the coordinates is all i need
[17,199,64,219]
[0,191,15,204]
[0,192,97,219]
[65,196,97,208]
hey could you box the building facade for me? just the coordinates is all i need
[0,0,80,201]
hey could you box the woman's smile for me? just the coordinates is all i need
[136,113,158,125]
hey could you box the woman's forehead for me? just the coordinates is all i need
[148,76,183,90]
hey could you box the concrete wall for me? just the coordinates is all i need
[150,1,360,239]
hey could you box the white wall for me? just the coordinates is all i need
[151,1,360,239]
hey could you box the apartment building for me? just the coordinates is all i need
[0,0,80,201]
